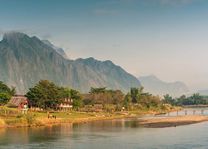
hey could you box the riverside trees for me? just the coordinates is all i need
[0,81,15,105]
[165,93,208,106]
[26,80,82,110]
[1,79,166,111]
[83,87,125,108]
[83,87,162,111]
[25,80,208,112]
[125,87,161,109]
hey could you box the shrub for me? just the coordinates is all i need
[25,113,36,125]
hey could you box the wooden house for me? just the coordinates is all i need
[58,98,73,111]
[7,95,29,109]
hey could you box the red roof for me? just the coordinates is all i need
[8,95,28,107]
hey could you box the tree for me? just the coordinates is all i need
[163,94,175,105]
[84,88,124,106]
[111,90,124,105]
[0,93,11,104]
[0,81,16,105]
[26,80,62,109]
[58,87,71,99]
[176,95,186,105]
[191,93,203,105]
[130,87,144,103]
[90,87,106,94]
[71,89,83,110]
[124,93,131,110]
[176,93,207,105]
[26,80,84,110]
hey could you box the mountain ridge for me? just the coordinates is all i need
[42,39,69,59]
[139,75,189,97]
[0,32,141,94]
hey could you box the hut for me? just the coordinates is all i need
[7,95,29,109]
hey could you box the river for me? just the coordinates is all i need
[1,108,208,149]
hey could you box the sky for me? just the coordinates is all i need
[1,0,208,91]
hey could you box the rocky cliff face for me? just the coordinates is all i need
[0,32,141,94]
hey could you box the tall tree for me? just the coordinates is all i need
[0,81,16,105]
[163,94,175,105]
[124,93,131,110]
[130,87,144,103]
[71,89,83,110]
[26,80,61,109]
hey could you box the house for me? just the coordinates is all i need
[58,98,73,111]
[7,95,29,109]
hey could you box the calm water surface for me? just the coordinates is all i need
[1,108,208,149]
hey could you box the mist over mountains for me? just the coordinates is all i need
[0,32,141,94]
[42,40,68,59]
[139,75,189,97]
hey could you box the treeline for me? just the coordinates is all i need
[2,79,208,111]
[0,80,172,111]
[163,93,208,106]
[83,86,164,112]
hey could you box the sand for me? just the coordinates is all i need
[138,115,208,128]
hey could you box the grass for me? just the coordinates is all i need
[0,105,180,128]
[0,118,5,126]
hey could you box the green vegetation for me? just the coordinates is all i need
[71,89,83,110]
[0,80,179,128]
[83,87,164,112]
[0,79,172,112]
[26,80,82,110]
[130,87,143,103]
[84,87,124,105]
[0,81,15,105]
[127,87,161,110]
[26,80,64,109]
[163,93,208,106]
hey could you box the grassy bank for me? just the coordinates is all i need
[0,106,181,128]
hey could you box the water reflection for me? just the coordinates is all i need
[74,118,143,131]
[1,111,208,149]
[0,124,73,146]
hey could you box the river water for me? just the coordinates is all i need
[1,108,208,149]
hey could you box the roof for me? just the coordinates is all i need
[7,95,28,107]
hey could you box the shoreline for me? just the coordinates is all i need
[0,113,137,128]
[138,115,208,128]
[3,114,208,129]
[0,108,193,128]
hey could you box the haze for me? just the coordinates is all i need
[0,0,208,91]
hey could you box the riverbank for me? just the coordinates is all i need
[139,115,208,128]
[0,106,181,128]
[0,111,149,128]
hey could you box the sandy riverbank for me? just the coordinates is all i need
[0,106,181,128]
[138,115,208,128]
[0,112,137,128]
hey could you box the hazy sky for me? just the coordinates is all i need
[1,0,208,91]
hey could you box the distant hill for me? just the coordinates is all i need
[0,32,141,94]
[195,90,208,96]
[139,75,189,97]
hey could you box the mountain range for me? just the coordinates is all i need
[139,75,189,97]
[0,32,141,94]
[194,90,208,96]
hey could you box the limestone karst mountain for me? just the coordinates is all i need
[139,75,189,97]
[0,32,141,94]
